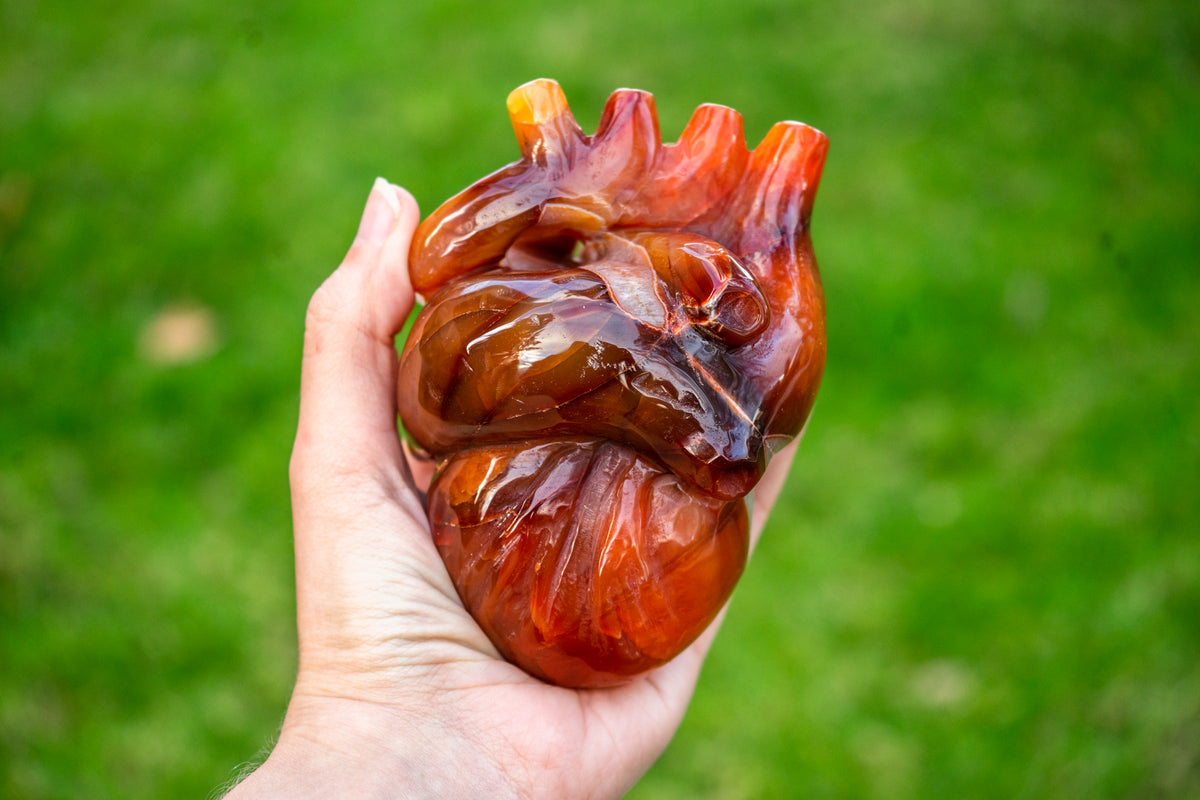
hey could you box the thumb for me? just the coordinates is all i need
[290,178,421,514]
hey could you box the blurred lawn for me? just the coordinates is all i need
[2,0,1198,797]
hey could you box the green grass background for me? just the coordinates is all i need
[3,0,1198,796]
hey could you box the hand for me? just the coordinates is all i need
[225,178,798,800]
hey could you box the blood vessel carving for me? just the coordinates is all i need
[397,79,828,687]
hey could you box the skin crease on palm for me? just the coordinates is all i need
[228,82,825,798]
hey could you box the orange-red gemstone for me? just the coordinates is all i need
[398,79,827,687]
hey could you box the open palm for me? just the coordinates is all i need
[227,179,796,799]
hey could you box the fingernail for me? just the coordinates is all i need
[354,177,401,247]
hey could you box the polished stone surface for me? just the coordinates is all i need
[398,79,827,687]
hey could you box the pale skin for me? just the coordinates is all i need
[225,178,799,799]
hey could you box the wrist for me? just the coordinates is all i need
[226,694,520,800]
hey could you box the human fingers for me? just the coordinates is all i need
[749,437,799,546]
[289,178,420,513]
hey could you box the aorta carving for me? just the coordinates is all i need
[397,79,828,687]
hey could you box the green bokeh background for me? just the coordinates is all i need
[3,1,1198,797]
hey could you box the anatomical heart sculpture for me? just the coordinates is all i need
[397,79,828,687]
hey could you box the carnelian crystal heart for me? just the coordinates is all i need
[397,79,827,687]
